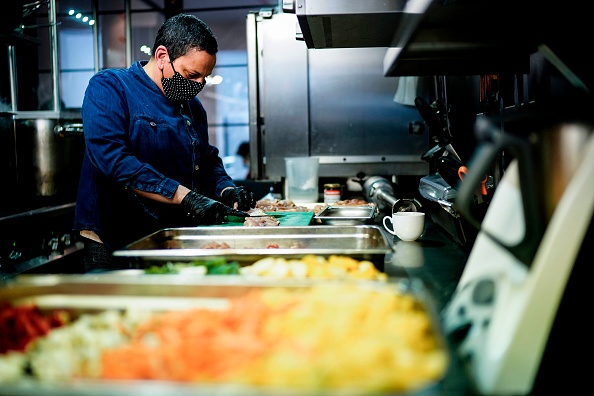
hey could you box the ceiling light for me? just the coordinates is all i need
[206,75,223,85]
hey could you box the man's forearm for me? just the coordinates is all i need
[133,185,190,204]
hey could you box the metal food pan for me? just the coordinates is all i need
[113,225,392,268]
[314,205,376,225]
[0,275,449,396]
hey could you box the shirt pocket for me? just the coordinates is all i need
[130,115,187,175]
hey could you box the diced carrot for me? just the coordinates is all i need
[100,290,276,381]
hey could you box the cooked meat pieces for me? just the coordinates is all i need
[201,241,231,249]
[335,199,369,206]
[243,216,280,227]
[247,208,267,216]
[255,199,309,212]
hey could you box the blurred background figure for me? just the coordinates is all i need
[223,141,251,180]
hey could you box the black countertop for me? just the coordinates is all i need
[383,217,471,312]
[381,215,476,395]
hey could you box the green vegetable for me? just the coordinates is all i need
[206,262,241,275]
[144,262,179,274]
[143,258,241,275]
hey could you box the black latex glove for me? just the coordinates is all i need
[181,191,248,224]
[221,187,256,211]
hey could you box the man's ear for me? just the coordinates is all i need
[153,45,169,68]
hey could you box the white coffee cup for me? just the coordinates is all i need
[383,212,425,241]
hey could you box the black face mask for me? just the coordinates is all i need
[161,61,205,102]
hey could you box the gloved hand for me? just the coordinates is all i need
[221,187,256,211]
[182,191,248,224]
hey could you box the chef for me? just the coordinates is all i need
[73,14,255,272]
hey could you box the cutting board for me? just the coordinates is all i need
[210,211,315,227]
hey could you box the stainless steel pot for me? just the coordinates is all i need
[15,119,84,198]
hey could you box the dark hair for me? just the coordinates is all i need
[153,14,218,61]
[237,142,250,157]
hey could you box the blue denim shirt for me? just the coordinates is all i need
[73,61,235,250]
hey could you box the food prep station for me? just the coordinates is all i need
[0,198,476,395]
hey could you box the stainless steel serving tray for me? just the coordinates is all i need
[314,205,376,225]
[113,225,392,267]
[0,275,448,396]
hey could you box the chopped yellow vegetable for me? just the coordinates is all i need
[241,255,387,281]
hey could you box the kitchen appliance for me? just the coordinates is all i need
[361,175,423,216]
[442,108,594,394]
[417,172,476,246]
[361,176,397,213]
[411,90,481,246]
[246,9,431,181]
[414,95,460,165]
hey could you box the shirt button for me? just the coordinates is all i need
[186,119,191,126]
[194,165,199,171]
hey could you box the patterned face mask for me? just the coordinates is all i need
[161,61,205,102]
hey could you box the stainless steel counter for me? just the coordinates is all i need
[0,202,84,280]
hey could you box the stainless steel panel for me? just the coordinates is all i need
[308,47,430,175]
[248,12,309,180]
[294,0,413,48]
[249,11,431,180]
[246,12,261,179]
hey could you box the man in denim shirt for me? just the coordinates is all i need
[74,14,256,271]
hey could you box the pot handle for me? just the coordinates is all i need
[54,123,84,137]
[455,117,546,267]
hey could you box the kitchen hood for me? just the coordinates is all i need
[384,0,536,76]
[285,0,538,76]
[283,0,430,49]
